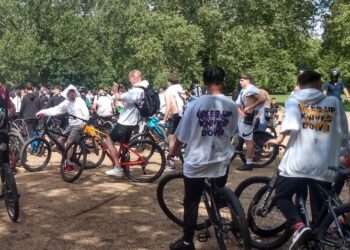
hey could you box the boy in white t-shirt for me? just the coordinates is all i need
[269,70,349,250]
[168,66,238,250]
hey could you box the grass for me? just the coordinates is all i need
[272,94,350,112]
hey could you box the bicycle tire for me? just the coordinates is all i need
[235,176,271,199]
[3,163,20,222]
[156,173,209,230]
[124,139,165,183]
[253,131,279,167]
[20,137,51,172]
[246,185,291,249]
[84,138,106,170]
[60,141,86,183]
[9,131,24,166]
[215,187,251,250]
[316,204,350,249]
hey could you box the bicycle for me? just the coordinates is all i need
[231,130,279,167]
[157,172,251,250]
[237,166,350,249]
[61,114,166,183]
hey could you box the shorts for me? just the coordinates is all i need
[110,123,135,144]
[65,126,82,144]
[238,121,254,141]
[168,114,181,135]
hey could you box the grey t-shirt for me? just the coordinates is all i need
[176,94,238,178]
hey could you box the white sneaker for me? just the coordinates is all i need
[165,159,176,171]
[105,167,124,177]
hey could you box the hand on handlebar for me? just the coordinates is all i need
[36,112,44,119]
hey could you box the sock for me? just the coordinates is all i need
[292,222,305,232]
[183,241,190,246]
[246,159,253,165]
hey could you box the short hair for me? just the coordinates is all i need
[129,70,142,79]
[26,82,33,90]
[239,73,253,82]
[298,70,321,86]
[203,66,225,85]
[168,72,179,84]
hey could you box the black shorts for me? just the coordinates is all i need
[168,114,181,135]
[110,123,135,144]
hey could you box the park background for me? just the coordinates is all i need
[0,0,349,95]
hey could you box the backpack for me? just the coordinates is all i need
[135,87,160,118]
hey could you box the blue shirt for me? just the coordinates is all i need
[323,81,344,100]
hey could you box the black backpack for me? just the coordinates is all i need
[136,87,160,118]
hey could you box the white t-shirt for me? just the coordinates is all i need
[166,84,185,116]
[117,85,144,126]
[176,94,238,178]
[11,96,21,113]
[94,95,113,117]
[278,89,349,182]
[159,92,166,114]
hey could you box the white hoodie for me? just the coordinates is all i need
[37,85,90,126]
[279,88,348,182]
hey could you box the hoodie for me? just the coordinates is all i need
[37,85,89,126]
[20,92,41,119]
[278,88,349,182]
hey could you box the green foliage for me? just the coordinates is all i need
[0,0,344,93]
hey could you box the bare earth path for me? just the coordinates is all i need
[0,153,289,250]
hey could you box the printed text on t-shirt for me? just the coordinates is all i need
[299,104,335,133]
[197,110,232,136]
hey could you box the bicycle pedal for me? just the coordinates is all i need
[197,230,211,242]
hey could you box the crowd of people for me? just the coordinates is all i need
[1,66,350,250]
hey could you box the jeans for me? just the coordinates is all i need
[183,171,228,242]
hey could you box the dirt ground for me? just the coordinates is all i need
[0,152,292,250]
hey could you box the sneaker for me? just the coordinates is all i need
[169,238,195,250]
[64,160,75,172]
[105,167,124,177]
[289,223,312,250]
[165,159,176,172]
[236,164,254,171]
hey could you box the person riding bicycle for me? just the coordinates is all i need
[103,70,145,177]
[167,66,239,250]
[235,74,266,171]
[268,70,349,250]
[322,69,350,101]
[36,85,90,150]
[92,89,114,118]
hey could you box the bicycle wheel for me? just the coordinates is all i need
[235,176,271,213]
[60,141,86,183]
[9,131,24,167]
[246,185,291,249]
[20,137,51,172]
[253,131,279,167]
[83,137,106,169]
[156,173,209,230]
[315,204,350,250]
[2,164,20,222]
[213,187,251,250]
[124,139,165,183]
[129,133,155,151]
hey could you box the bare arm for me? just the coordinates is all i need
[244,92,266,113]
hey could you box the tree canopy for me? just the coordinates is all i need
[0,0,345,93]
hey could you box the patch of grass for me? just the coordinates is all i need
[271,95,288,105]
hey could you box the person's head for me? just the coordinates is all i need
[128,70,142,85]
[239,73,252,88]
[297,70,322,90]
[203,66,225,93]
[168,72,179,85]
[16,90,21,97]
[26,82,33,93]
[67,89,77,101]
[330,69,340,83]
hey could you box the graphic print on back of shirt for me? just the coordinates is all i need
[299,103,335,133]
[197,109,233,136]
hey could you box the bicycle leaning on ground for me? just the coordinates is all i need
[60,114,166,183]
[157,172,251,250]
